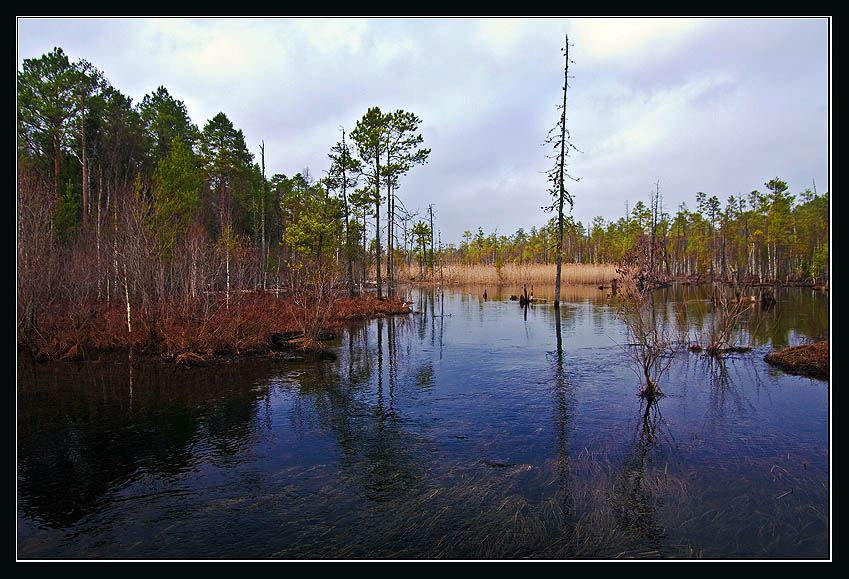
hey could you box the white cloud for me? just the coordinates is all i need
[295,18,368,55]
[474,18,526,55]
[572,17,703,64]
[140,19,283,83]
[589,71,735,158]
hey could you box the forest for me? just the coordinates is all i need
[441,181,828,286]
[17,47,829,362]
[16,47,426,360]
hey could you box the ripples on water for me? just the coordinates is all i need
[17,284,829,559]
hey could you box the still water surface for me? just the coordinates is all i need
[17,284,830,559]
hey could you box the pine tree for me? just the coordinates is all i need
[328,127,362,296]
[351,107,390,298]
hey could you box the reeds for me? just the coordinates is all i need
[398,263,617,286]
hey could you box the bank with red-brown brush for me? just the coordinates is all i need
[19,290,411,364]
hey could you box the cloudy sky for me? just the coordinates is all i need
[16,17,830,245]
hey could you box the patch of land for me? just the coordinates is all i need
[764,340,829,381]
[19,292,412,364]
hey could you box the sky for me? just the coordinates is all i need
[16,17,831,246]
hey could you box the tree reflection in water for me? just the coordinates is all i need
[17,285,829,559]
[611,398,667,553]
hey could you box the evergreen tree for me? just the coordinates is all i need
[411,220,432,279]
[150,138,204,259]
[383,109,430,294]
[18,47,80,202]
[199,112,254,236]
[328,127,363,296]
[139,86,200,169]
[351,107,390,297]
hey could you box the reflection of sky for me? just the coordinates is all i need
[362,286,827,468]
[17,284,830,558]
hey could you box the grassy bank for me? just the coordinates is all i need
[19,291,411,363]
[764,340,829,381]
[400,263,618,286]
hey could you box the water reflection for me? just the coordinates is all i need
[550,306,576,518]
[287,319,431,506]
[17,284,829,559]
[17,358,276,530]
[612,399,667,551]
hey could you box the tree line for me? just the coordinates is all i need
[439,178,827,286]
[17,47,433,346]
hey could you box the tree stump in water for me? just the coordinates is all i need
[760,289,776,309]
[519,285,530,306]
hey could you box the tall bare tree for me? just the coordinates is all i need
[545,35,578,308]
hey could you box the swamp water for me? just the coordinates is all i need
[17,284,830,560]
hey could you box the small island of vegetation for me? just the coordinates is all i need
[765,340,829,381]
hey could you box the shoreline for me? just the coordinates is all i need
[17,292,412,365]
[16,277,828,367]
[764,340,830,381]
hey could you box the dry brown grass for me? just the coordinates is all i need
[764,340,829,380]
[399,263,618,286]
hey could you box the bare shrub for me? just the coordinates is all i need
[286,261,342,351]
[616,238,677,400]
[687,285,755,357]
[618,293,677,400]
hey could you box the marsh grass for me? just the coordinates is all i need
[398,263,617,287]
[264,448,704,560]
